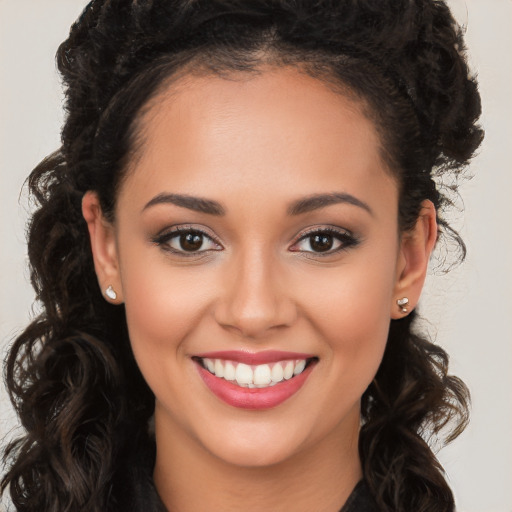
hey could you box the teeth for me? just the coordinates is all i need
[235,363,253,386]
[254,364,272,387]
[214,359,224,378]
[271,363,284,383]
[293,359,306,375]
[224,361,236,381]
[201,358,311,388]
[283,361,294,380]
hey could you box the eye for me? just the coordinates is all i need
[290,227,359,255]
[152,227,222,255]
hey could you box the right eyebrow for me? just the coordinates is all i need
[287,192,374,217]
[142,193,226,216]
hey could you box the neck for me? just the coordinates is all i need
[153,406,362,512]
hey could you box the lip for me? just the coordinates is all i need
[194,350,315,365]
[194,356,317,410]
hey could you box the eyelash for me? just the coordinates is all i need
[289,226,360,257]
[151,225,359,257]
[152,226,223,257]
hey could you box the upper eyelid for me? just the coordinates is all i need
[294,225,353,240]
[289,226,359,254]
[157,224,351,237]
[156,225,221,243]
[153,224,356,250]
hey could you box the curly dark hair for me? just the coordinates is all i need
[2,1,483,511]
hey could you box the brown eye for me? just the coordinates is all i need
[180,232,204,251]
[310,233,334,252]
[153,228,222,255]
[290,227,359,256]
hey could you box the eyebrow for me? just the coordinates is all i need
[287,192,373,216]
[142,193,225,215]
[142,191,372,217]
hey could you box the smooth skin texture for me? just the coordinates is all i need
[83,67,437,512]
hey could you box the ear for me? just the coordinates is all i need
[391,200,437,319]
[82,191,123,303]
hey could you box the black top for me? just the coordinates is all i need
[340,480,379,512]
[114,439,378,511]
[120,478,377,511]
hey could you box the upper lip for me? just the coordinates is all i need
[193,350,315,365]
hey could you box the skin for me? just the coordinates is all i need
[83,67,437,512]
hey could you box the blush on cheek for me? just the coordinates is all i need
[125,293,192,349]
[306,268,392,384]
[122,264,214,356]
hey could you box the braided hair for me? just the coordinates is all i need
[2,1,483,511]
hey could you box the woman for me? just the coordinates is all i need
[1,1,483,511]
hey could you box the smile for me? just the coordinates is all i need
[197,358,312,388]
[193,351,318,410]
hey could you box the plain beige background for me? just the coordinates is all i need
[1,1,511,511]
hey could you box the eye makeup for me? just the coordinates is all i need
[151,225,223,257]
[289,226,361,257]
[150,223,361,260]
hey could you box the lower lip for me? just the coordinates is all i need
[196,361,316,410]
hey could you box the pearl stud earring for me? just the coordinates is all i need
[105,285,117,301]
[397,297,409,313]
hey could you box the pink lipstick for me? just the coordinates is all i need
[193,351,317,410]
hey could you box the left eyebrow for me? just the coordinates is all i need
[142,193,226,215]
[287,192,373,216]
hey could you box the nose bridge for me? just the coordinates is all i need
[216,242,295,337]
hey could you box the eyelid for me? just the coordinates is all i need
[151,224,224,255]
[151,224,359,258]
[289,225,359,255]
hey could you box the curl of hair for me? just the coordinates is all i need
[3,1,482,511]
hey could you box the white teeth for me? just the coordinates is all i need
[283,361,294,380]
[235,363,253,386]
[253,364,272,387]
[293,359,306,375]
[271,363,284,383]
[201,357,312,388]
[214,359,224,378]
[224,361,236,381]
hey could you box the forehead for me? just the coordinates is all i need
[119,66,397,212]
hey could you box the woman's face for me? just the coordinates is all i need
[99,67,418,467]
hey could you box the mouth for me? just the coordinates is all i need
[192,351,318,410]
[193,356,317,389]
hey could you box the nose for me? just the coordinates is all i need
[213,248,297,339]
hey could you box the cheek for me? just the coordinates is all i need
[119,245,215,359]
[299,247,397,383]
[119,252,221,419]
[303,252,396,329]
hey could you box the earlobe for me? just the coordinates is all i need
[391,200,437,319]
[82,191,123,303]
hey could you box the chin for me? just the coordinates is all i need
[204,435,305,469]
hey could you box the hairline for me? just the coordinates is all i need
[114,54,400,216]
